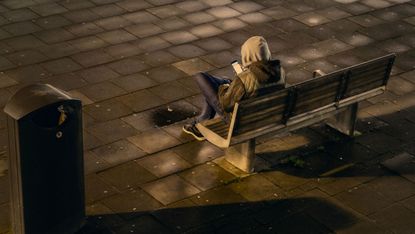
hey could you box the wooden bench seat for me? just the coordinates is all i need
[196,53,396,172]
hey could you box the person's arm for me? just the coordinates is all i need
[218,77,246,113]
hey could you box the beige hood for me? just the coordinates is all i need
[241,36,271,67]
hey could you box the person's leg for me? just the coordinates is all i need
[193,72,230,122]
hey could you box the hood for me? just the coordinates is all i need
[241,36,271,67]
[248,60,282,83]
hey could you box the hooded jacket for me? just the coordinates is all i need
[218,36,285,113]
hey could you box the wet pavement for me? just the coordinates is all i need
[1,0,415,233]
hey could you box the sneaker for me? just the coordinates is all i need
[182,124,205,141]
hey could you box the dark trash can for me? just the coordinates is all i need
[4,84,85,234]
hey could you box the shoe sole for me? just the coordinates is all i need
[182,126,205,141]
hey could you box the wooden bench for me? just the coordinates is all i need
[196,54,396,173]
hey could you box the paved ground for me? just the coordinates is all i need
[0,0,415,233]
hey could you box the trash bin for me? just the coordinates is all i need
[4,84,85,234]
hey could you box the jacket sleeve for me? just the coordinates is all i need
[218,77,246,113]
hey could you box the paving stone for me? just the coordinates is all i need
[35,15,72,29]
[147,5,185,18]
[3,8,38,22]
[60,0,95,10]
[91,0,120,5]
[239,12,273,24]
[207,6,241,19]
[337,32,374,47]
[349,14,384,27]
[270,18,308,33]
[92,139,146,166]
[127,128,181,154]
[168,44,207,59]
[383,152,415,183]
[313,38,352,56]
[156,16,190,31]
[47,72,88,91]
[400,70,415,84]
[191,24,224,38]
[402,195,415,212]
[261,6,297,20]
[117,89,166,112]
[387,76,415,96]
[63,9,101,23]
[173,58,215,75]
[4,64,51,83]
[0,73,17,88]
[149,80,194,102]
[376,39,412,53]
[362,0,392,9]
[194,37,233,52]
[133,36,171,52]
[282,1,316,13]
[84,98,133,121]
[229,1,264,13]
[341,2,374,15]
[41,57,82,75]
[201,0,233,7]
[110,72,157,92]
[30,2,68,16]
[183,11,216,25]
[97,29,136,44]
[305,24,338,40]
[71,49,114,68]
[360,21,415,41]
[121,110,157,132]
[104,42,142,59]
[228,174,283,201]
[116,0,152,12]
[294,12,331,26]
[0,175,9,204]
[112,215,170,233]
[141,174,200,205]
[175,1,209,12]
[125,23,164,38]
[84,150,111,174]
[213,18,248,31]
[122,11,159,24]
[2,21,42,36]
[172,141,223,165]
[108,57,149,75]
[318,7,352,20]
[334,182,392,215]
[83,129,104,150]
[278,32,318,48]
[79,81,126,102]
[274,51,306,68]
[34,28,75,44]
[160,30,198,45]
[95,15,132,30]
[302,59,339,74]
[201,51,235,68]
[87,118,138,144]
[137,150,191,178]
[369,203,415,233]
[69,35,107,51]
[91,4,126,17]
[179,162,235,191]
[101,189,162,215]
[98,161,157,190]
[5,49,47,66]
[0,29,11,42]
[140,50,179,66]
[326,19,362,33]
[85,174,117,204]
[66,22,104,37]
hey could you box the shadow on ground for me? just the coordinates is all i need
[78,197,357,234]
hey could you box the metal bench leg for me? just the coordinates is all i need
[327,103,358,137]
[225,139,255,173]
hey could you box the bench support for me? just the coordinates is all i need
[225,139,255,173]
[327,103,358,136]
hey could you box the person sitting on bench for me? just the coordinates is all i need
[183,36,286,140]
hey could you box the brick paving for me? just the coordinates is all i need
[0,0,415,233]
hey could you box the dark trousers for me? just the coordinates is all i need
[193,72,231,123]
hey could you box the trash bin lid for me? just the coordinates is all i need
[4,84,74,120]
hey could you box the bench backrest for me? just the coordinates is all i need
[231,54,395,138]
